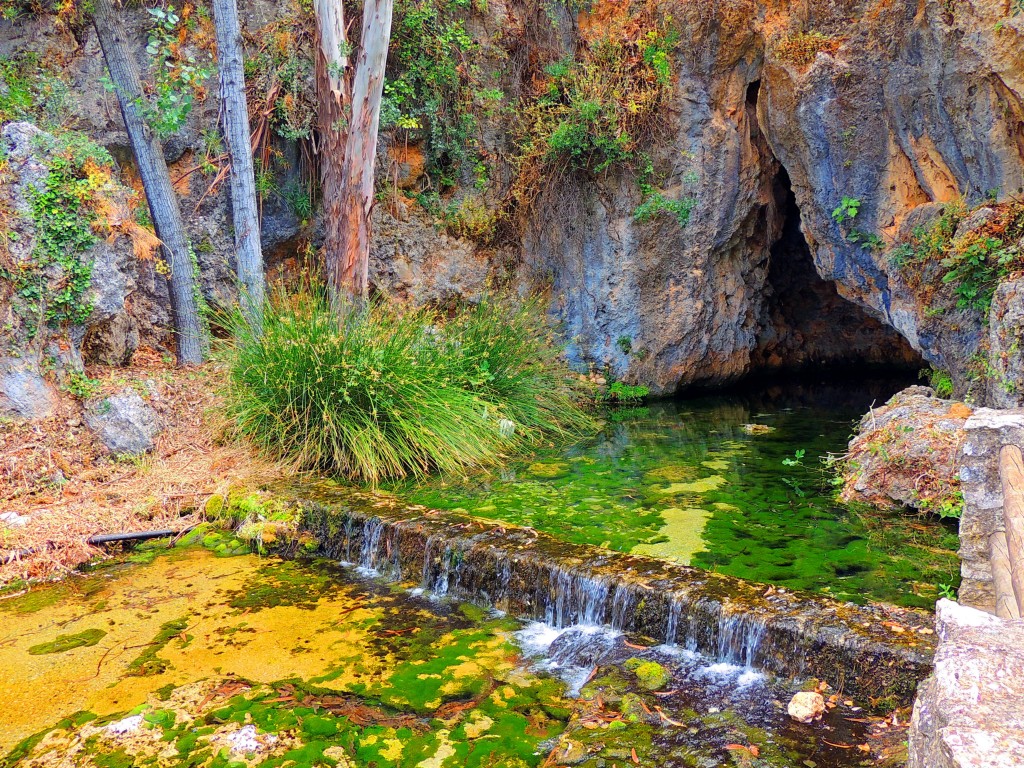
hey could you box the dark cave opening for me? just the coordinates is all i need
[750,166,924,376]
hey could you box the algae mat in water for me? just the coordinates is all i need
[0,548,569,766]
[397,380,961,608]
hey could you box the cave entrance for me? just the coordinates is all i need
[750,165,924,376]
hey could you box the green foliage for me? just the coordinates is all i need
[603,381,649,404]
[919,367,954,398]
[383,0,490,187]
[831,196,861,224]
[633,191,696,227]
[890,200,1024,315]
[3,157,100,334]
[140,6,214,138]
[63,372,102,399]
[0,52,72,128]
[511,8,679,221]
[245,15,317,141]
[217,284,593,483]
[781,448,806,467]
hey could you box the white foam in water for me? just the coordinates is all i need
[514,623,623,695]
[408,587,425,596]
[698,661,765,687]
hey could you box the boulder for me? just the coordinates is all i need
[84,389,161,455]
[0,361,58,420]
[840,386,971,512]
[908,600,1024,768]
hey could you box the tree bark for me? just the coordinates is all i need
[93,0,206,364]
[212,0,265,325]
[334,0,393,300]
[314,0,350,301]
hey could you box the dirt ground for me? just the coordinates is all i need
[0,348,285,586]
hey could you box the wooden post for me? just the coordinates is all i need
[990,532,1020,619]
[998,444,1024,616]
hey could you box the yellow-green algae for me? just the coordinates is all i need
[0,548,572,767]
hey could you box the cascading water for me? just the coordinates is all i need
[306,502,932,703]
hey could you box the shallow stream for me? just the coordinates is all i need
[1,546,909,767]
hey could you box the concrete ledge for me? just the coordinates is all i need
[296,488,936,704]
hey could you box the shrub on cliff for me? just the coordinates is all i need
[217,285,594,483]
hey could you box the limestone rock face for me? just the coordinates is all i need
[85,390,161,455]
[908,600,1024,768]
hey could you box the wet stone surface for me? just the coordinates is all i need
[1,545,911,767]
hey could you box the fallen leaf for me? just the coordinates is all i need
[631,747,640,764]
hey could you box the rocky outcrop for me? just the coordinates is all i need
[2,0,1020,399]
[958,407,1024,612]
[840,386,972,512]
[908,599,1024,768]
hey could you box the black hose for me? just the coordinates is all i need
[87,528,192,546]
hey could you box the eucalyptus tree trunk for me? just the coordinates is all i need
[334,0,393,299]
[93,0,206,364]
[313,0,351,301]
[212,0,265,326]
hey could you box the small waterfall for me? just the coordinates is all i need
[544,567,611,628]
[665,594,682,646]
[716,611,767,668]
[358,517,385,572]
[609,583,633,630]
[302,500,934,703]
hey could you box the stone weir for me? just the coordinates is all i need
[297,490,935,704]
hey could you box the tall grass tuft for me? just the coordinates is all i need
[216,284,594,483]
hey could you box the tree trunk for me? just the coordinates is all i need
[314,0,350,301]
[334,0,393,300]
[93,0,206,364]
[212,0,265,325]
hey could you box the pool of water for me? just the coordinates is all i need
[396,377,960,609]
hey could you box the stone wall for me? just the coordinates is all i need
[908,599,1024,768]
[958,408,1024,613]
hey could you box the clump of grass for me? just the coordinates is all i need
[775,31,841,66]
[217,285,594,483]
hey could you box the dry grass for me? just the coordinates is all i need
[0,349,288,586]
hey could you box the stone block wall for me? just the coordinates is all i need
[958,409,1024,612]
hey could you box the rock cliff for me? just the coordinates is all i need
[1,0,1021,406]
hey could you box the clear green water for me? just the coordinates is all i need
[397,378,960,609]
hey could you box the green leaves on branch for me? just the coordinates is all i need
[139,5,214,138]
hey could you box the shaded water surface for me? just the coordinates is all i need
[398,378,960,608]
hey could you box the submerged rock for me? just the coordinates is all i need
[625,658,670,691]
[85,389,161,455]
[787,691,825,723]
[908,600,1024,768]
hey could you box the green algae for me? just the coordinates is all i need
[2,545,578,767]
[28,628,107,655]
[395,383,960,608]
[125,616,192,676]
[623,658,670,691]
